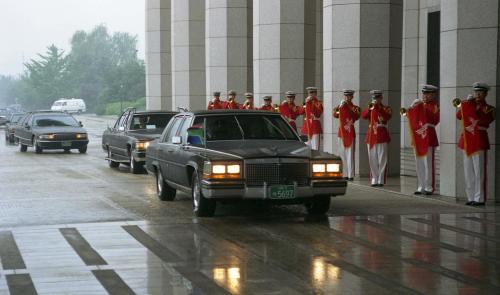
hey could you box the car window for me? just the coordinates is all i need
[205,116,243,141]
[177,116,193,143]
[161,116,183,143]
[236,115,298,140]
[116,112,128,129]
[130,113,175,130]
[33,115,79,127]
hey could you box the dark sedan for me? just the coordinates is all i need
[14,111,88,153]
[102,109,177,173]
[4,113,25,143]
[146,110,347,217]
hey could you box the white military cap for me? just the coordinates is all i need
[472,82,490,92]
[421,84,438,93]
[228,90,237,95]
[306,87,318,92]
[343,89,355,95]
[263,95,272,100]
[370,90,383,97]
[244,92,253,98]
[285,91,296,97]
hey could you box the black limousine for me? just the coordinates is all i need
[145,110,347,217]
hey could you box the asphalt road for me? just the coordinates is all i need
[0,114,498,295]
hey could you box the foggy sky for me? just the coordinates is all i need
[0,0,145,76]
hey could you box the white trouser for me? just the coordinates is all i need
[307,134,320,150]
[338,138,354,178]
[463,150,487,202]
[367,143,387,185]
[415,147,435,192]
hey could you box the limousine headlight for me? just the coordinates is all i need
[204,161,242,179]
[312,161,342,178]
[135,141,150,150]
[76,133,87,139]
[39,134,55,140]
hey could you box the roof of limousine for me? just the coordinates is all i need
[184,110,282,116]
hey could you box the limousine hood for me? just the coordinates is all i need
[204,140,336,160]
[32,126,87,134]
[127,130,163,140]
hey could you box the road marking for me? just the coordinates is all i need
[0,231,26,270]
[6,274,37,295]
[92,269,135,295]
[60,228,107,266]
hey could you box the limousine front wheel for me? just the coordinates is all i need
[156,169,176,201]
[191,172,215,217]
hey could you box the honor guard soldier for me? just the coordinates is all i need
[301,87,323,150]
[333,89,361,181]
[361,90,392,186]
[456,82,495,206]
[225,90,240,109]
[259,96,274,111]
[240,93,255,110]
[401,84,440,195]
[207,91,223,110]
[279,91,304,131]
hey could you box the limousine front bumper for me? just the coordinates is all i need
[200,179,347,200]
[37,139,89,149]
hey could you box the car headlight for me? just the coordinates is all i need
[135,141,151,150]
[76,133,87,139]
[39,134,55,140]
[312,161,342,178]
[204,161,242,179]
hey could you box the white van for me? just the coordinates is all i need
[51,98,86,113]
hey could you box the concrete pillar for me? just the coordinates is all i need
[439,0,499,203]
[205,0,252,104]
[171,0,206,111]
[146,0,171,110]
[323,0,403,177]
[253,0,316,106]
[315,0,323,99]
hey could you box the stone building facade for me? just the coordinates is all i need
[146,0,500,203]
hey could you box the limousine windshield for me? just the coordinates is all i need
[203,114,298,141]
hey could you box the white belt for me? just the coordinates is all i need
[478,126,487,131]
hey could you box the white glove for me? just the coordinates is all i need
[340,100,347,107]
[410,99,421,108]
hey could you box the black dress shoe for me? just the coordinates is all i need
[414,191,422,195]
[371,184,378,187]
[377,184,384,187]
[424,191,433,195]
[343,177,349,180]
[465,201,474,206]
[473,202,485,207]
[348,178,354,181]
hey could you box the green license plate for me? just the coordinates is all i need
[61,141,72,147]
[269,185,295,199]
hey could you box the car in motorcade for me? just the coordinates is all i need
[50,98,86,113]
[0,115,7,126]
[14,111,88,154]
[4,112,25,143]
[102,108,177,173]
[145,110,347,217]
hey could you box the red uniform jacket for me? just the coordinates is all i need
[260,105,274,111]
[421,101,440,147]
[301,97,323,137]
[361,104,392,148]
[405,101,439,157]
[225,100,240,110]
[333,101,360,148]
[279,101,304,131]
[240,101,255,110]
[457,100,495,154]
[207,99,223,110]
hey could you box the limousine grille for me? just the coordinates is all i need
[245,162,310,186]
[54,133,79,140]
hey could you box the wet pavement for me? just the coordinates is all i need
[0,114,498,294]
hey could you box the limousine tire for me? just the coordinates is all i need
[304,196,331,215]
[130,153,142,174]
[191,172,215,217]
[156,169,176,201]
[34,140,43,154]
[78,145,87,154]
[107,148,120,168]
[20,143,27,152]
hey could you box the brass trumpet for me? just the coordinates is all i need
[452,98,462,108]
[333,106,340,113]
[273,104,279,112]
[400,107,407,116]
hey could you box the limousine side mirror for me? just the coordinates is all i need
[172,136,182,144]
[118,126,125,131]
[300,135,309,142]
[25,123,30,130]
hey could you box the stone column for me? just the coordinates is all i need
[146,0,171,110]
[205,0,252,105]
[323,0,403,177]
[171,0,206,111]
[315,0,323,99]
[439,0,499,202]
[253,0,316,106]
